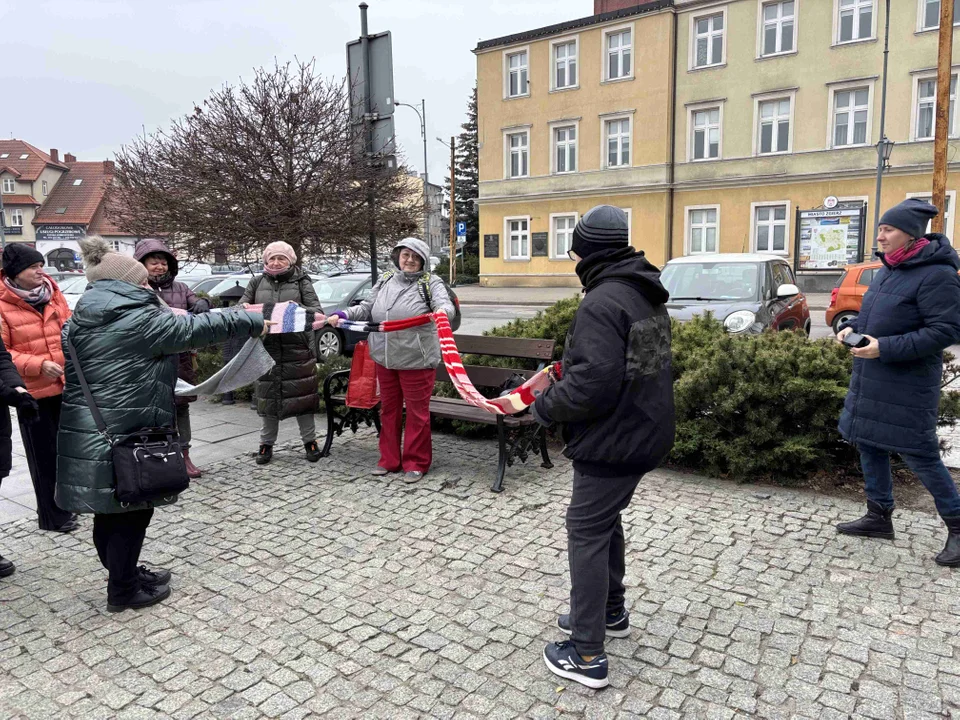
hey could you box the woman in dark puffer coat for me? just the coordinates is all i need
[836,198,960,566]
[57,238,265,612]
[241,241,322,465]
[134,238,210,479]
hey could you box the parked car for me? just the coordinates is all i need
[312,273,373,358]
[192,274,256,299]
[176,275,212,290]
[58,274,90,311]
[825,261,882,334]
[661,254,811,335]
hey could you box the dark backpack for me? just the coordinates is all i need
[379,271,462,332]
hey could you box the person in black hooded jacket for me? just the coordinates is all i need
[532,205,675,689]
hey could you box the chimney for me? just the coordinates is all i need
[64,152,77,163]
[103,160,115,174]
[595,0,658,13]
[49,148,59,162]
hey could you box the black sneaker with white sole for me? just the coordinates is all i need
[557,608,630,639]
[543,640,609,689]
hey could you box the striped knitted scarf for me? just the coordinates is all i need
[175,301,560,415]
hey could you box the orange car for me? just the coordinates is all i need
[825,261,882,334]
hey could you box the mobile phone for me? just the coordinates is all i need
[842,332,870,349]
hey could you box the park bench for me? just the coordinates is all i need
[320,334,556,492]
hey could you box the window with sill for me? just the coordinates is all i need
[922,0,960,30]
[834,87,870,146]
[8,210,23,227]
[507,51,528,98]
[692,107,721,160]
[507,218,530,259]
[758,98,791,154]
[838,0,873,43]
[1,178,13,193]
[605,118,631,168]
[606,29,632,80]
[554,126,577,174]
[554,41,577,89]
[762,1,795,56]
[553,215,576,258]
[689,208,719,254]
[755,205,788,253]
[694,13,724,68]
[507,132,529,178]
[917,75,957,140]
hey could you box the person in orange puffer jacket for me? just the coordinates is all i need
[0,244,78,533]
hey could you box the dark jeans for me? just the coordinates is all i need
[92,509,154,603]
[18,395,73,530]
[566,468,641,656]
[176,404,192,449]
[860,444,960,517]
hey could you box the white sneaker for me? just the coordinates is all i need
[404,471,423,483]
[371,467,390,476]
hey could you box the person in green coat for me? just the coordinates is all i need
[56,237,266,613]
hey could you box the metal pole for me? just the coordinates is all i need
[872,0,891,253]
[449,136,456,286]
[421,99,429,251]
[360,3,377,285]
[0,191,6,250]
[933,0,955,233]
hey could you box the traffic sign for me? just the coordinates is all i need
[456,222,466,236]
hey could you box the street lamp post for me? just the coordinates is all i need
[396,99,431,250]
[871,0,892,254]
[438,136,456,285]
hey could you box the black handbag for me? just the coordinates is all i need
[66,337,189,505]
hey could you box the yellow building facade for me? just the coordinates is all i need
[475,0,960,288]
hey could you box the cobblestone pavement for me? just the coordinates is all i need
[3,426,960,719]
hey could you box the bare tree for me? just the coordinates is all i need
[109,60,421,264]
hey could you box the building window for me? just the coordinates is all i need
[18,154,28,160]
[73,179,83,186]
[761,1,795,56]
[42,180,48,196]
[1,178,13,193]
[0,154,7,159]
[551,214,577,258]
[605,28,632,80]
[620,208,633,245]
[693,12,725,69]
[506,131,529,178]
[916,75,958,140]
[688,207,719,254]
[838,0,874,43]
[754,204,789,254]
[907,191,955,241]
[757,97,792,154]
[833,87,871,146]
[553,40,578,90]
[604,117,631,168]
[554,125,577,174]
[506,51,529,98]
[8,210,23,227]
[691,106,721,161]
[505,217,530,260]
[921,0,960,30]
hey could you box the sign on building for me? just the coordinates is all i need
[36,225,86,243]
[795,206,866,271]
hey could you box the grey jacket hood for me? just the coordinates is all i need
[392,238,432,273]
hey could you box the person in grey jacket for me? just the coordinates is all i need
[327,238,454,482]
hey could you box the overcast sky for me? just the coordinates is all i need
[2,0,591,185]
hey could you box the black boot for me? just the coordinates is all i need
[304,441,321,463]
[836,500,895,539]
[256,444,273,465]
[936,516,960,567]
[0,555,14,578]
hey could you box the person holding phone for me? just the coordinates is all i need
[836,198,960,566]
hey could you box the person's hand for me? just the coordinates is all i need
[851,335,880,360]
[241,303,251,309]
[327,316,340,327]
[836,327,853,343]
[16,393,39,424]
[435,309,447,317]
[41,360,64,379]
[261,320,276,337]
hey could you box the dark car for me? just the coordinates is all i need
[661,254,810,335]
[313,273,374,358]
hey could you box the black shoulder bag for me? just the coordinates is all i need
[66,337,190,504]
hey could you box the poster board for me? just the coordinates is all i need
[795,206,866,271]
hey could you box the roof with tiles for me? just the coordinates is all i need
[33,161,115,226]
[1,195,40,206]
[0,140,68,182]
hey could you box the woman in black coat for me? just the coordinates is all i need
[0,334,40,578]
[837,198,960,566]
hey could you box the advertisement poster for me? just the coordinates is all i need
[796,207,865,270]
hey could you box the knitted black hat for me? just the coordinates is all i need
[2,243,45,279]
[879,198,939,240]
[571,205,630,259]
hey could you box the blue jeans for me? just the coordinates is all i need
[860,444,960,517]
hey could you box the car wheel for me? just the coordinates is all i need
[831,311,858,335]
[803,319,812,337]
[316,328,343,359]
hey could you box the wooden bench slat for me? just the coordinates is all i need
[435,365,535,387]
[452,334,555,361]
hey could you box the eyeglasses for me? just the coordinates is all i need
[567,250,577,261]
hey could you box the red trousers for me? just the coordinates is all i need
[376,364,435,473]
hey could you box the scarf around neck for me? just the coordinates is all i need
[885,238,931,267]
[4,275,53,308]
[148,271,174,289]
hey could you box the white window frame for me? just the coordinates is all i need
[504,216,532,261]
[0,178,14,193]
[757,0,798,58]
[918,0,960,32]
[906,190,957,243]
[752,90,796,156]
[833,0,876,45]
[602,23,634,83]
[620,207,633,245]
[600,112,634,170]
[828,81,875,148]
[41,180,48,196]
[549,212,579,260]
[685,205,721,255]
[503,47,530,100]
[687,101,724,162]
[750,201,792,256]
[551,35,580,92]
[550,120,579,175]
[503,128,531,179]
[690,8,728,71]
[910,71,959,141]
[8,209,23,227]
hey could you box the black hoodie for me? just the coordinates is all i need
[533,248,676,477]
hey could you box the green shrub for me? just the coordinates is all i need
[435,254,479,285]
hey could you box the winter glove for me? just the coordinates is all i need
[0,387,40,424]
[193,298,211,314]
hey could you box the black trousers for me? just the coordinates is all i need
[92,509,154,603]
[566,468,642,656]
[18,395,73,530]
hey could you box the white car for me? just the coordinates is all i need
[57,275,89,311]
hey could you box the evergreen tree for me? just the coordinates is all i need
[444,85,479,255]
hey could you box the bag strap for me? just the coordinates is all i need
[418,273,433,307]
[65,334,110,440]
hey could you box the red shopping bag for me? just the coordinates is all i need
[345,341,380,409]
